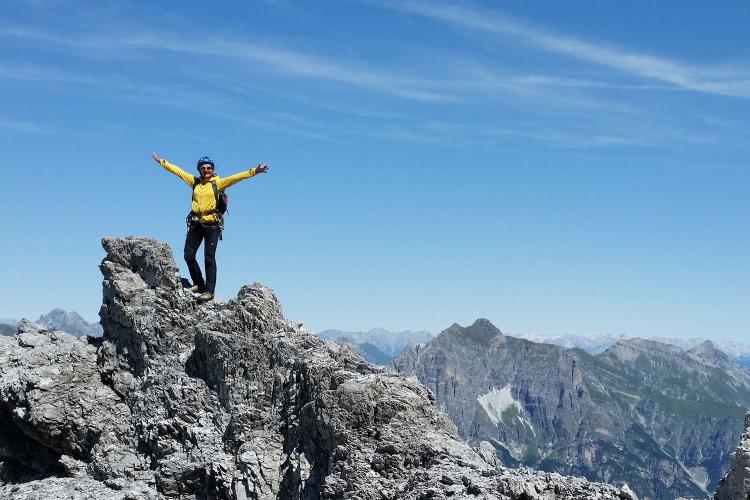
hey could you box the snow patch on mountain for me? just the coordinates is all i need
[478,385,535,435]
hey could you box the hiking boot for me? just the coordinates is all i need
[186,284,204,293]
[196,292,214,302]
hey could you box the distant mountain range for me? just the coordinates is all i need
[395,319,750,500]
[516,331,750,356]
[517,332,750,372]
[316,328,433,365]
[0,310,102,338]
[316,327,750,374]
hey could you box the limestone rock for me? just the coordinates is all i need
[0,236,629,499]
[713,412,750,499]
[0,320,135,481]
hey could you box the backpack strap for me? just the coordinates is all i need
[187,179,223,239]
[211,180,220,209]
[211,180,224,239]
[190,178,221,217]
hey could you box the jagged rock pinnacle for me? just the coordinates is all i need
[0,236,633,499]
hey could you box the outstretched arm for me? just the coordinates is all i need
[151,151,195,187]
[218,163,270,190]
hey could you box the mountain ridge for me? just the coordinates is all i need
[0,237,635,500]
[316,327,433,365]
[318,327,750,373]
[395,319,750,500]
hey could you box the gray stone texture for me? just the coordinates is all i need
[0,236,640,499]
[713,412,750,499]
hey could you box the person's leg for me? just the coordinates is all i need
[184,224,206,289]
[203,225,221,294]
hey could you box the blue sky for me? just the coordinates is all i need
[1,0,748,340]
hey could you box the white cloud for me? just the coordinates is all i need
[0,27,453,102]
[383,1,750,98]
[3,13,748,150]
[0,121,48,134]
[485,127,647,148]
[0,63,342,141]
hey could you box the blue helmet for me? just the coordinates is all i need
[197,155,214,168]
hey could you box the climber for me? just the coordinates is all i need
[151,152,269,302]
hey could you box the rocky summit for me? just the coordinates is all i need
[0,236,639,500]
[395,320,750,500]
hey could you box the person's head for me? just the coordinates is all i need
[197,155,215,179]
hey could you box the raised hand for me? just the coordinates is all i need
[256,163,270,174]
[151,152,162,164]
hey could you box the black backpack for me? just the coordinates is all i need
[212,180,229,216]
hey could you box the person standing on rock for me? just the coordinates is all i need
[151,152,269,302]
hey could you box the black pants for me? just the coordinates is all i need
[184,222,221,293]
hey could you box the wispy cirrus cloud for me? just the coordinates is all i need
[0,62,237,110]
[0,27,452,102]
[206,74,412,121]
[485,127,648,149]
[124,34,452,101]
[0,24,683,113]
[0,62,344,141]
[0,118,123,141]
[0,61,708,149]
[0,120,49,134]
[484,122,732,150]
[3,16,745,150]
[382,1,750,98]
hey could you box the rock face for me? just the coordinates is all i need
[36,308,103,338]
[0,237,630,499]
[0,319,152,498]
[395,320,750,500]
[714,412,750,499]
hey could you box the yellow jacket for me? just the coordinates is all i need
[160,159,258,223]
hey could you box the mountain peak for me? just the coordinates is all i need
[0,236,628,499]
[688,339,716,355]
[468,318,503,339]
[604,337,685,363]
[438,318,503,346]
[36,308,102,338]
[688,339,730,365]
[471,317,499,330]
[38,308,82,322]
